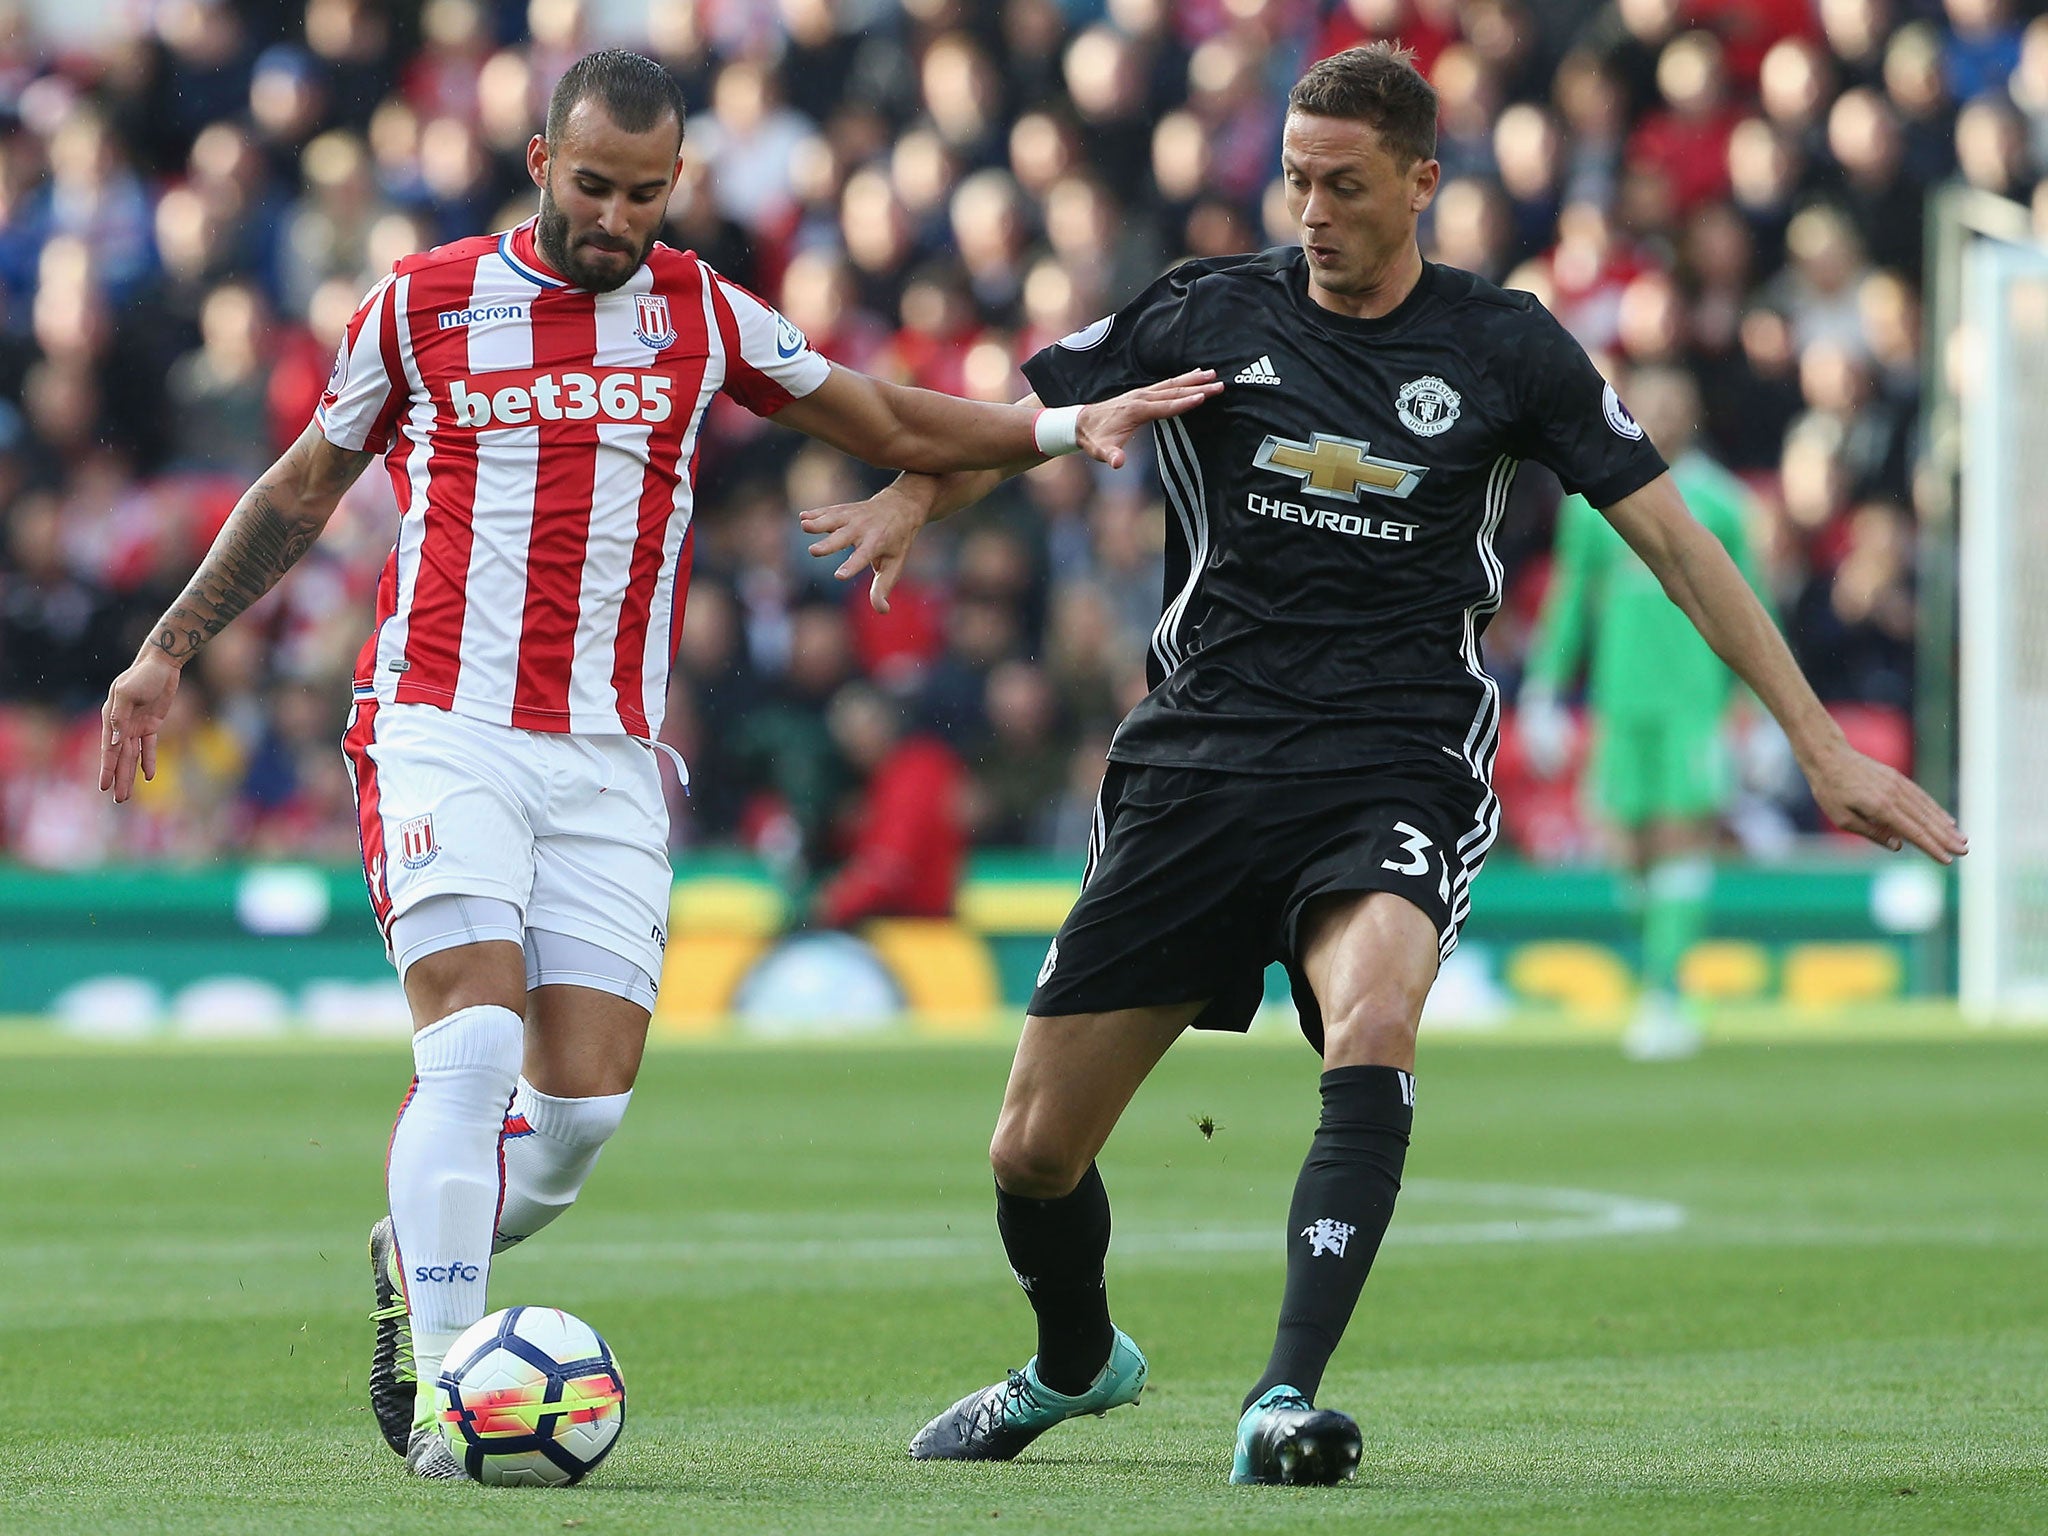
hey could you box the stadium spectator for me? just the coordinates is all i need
[1042,579,1131,740]
[1429,176,1514,281]
[918,524,1036,743]
[1726,113,1800,265]
[1886,22,1961,185]
[1583,0,1683,121]
[1062,24,1152,192]
[1767,203,1871,351]
[1615,267,1690,365]
[1432,43,1503,183]
[1679,197,1754,353]
[1797,337,1911,499]
[1042,728,1114,859]
[1540,197,1653,353]
[403,1,489,121]
[1492,101,1565,263]
[1554,50,1630,206]
[1828,87,1926,279]
[167,282,273,479]
[1820,0,1891,91]
[249,44,329,181]
[950,169,1031,324]
[967,657,1067,845]
[2,699,110,867]
[278,130,388,316]
[811,682,966,927]
[919,30,1004,168]
[1941,0,2024,103]
[239,679,356,855]
[1,488,113,707]
[155,0,255,160]
[690,57,816,235]
[733,597,859,872]
[1857,268,1923,406]
[1954,92,2033,198]
[1628,30,1739,213]
[41,104,153,298]
[1787,498,1918,707]
[1758,35,1836,156]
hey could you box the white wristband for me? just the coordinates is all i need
[1032,404,1083,457]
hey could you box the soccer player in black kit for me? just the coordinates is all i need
[802,44,1965,1485]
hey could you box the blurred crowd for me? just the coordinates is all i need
[0,0,2030,889]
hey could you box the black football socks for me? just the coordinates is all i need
[1245,1064,1415,1411]
[995,1161,1115,1395]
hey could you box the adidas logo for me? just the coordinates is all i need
[1234,354,1282,385]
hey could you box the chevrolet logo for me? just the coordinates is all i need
[1253,432,1427,502]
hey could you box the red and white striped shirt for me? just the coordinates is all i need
[317,217,830,738]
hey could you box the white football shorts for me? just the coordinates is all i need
[341,699,673,987]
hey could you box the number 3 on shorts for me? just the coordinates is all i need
[1384,820,1454,905]
[1382,821,1433,876]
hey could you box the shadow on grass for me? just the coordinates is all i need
[993,1453,1224,1475]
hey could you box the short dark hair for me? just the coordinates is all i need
[545,48,687,147]
[1287,44,1438,167]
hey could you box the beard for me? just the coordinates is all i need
[535,186,654,292]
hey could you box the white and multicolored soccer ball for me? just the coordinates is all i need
[434,1306,626,1486]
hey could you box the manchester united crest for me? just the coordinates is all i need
[633,292,676,349]
[1395,375,1462,437]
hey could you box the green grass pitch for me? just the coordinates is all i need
[2,1032,2042,1534]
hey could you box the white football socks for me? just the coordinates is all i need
[495,1080,633,1251]
[385,1003,523,1422]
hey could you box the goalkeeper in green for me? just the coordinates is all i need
[1521,367,1770,1059]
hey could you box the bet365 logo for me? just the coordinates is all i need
[448,370,674,428]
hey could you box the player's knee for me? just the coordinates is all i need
[989,1120,1087,1200]
[1319,992,1421,1070]
[393,895,527,1024]
[403,951,525,1026]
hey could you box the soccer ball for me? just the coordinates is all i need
[434,1306,626,1486]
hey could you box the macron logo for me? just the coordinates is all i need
[438,303,527,329]
[1235,355,1282,385]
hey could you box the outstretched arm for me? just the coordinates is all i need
[1600,471,1965,862]
[99,424,373,801]
[797,394,1047,615]
[775,365,1217,476]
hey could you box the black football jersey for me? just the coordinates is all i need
[1021,247,1667,788]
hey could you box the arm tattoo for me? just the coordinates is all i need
[150,483,326,662]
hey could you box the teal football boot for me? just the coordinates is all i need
[1230,1384,1362,1485]
[909,1328,1147,1460]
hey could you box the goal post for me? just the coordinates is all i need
[1958,236,2048,1018]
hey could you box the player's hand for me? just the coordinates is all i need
[1075,369,1222,469]
[1803,740,1967,863]
[800,479,934,614]
[99,649,181,803]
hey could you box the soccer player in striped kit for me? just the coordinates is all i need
[96,49,1219,1479]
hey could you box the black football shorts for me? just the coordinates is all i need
[1027,761,1494,1049]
